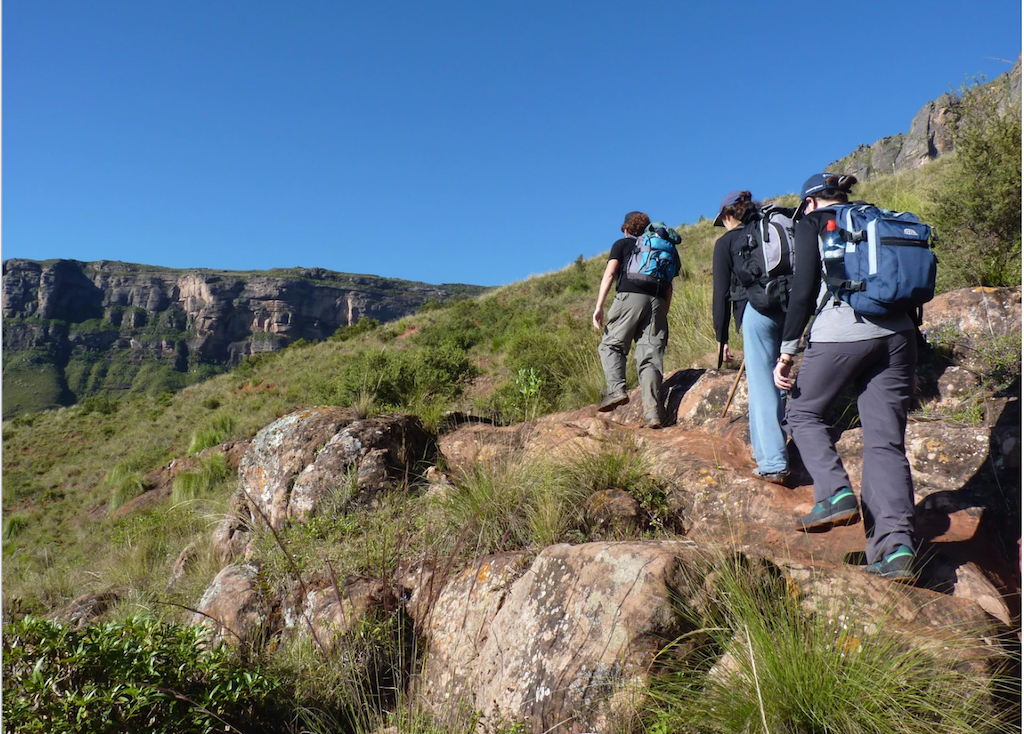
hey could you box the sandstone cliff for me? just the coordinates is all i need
[2,259,486,417]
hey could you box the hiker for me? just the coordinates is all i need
[774,173,918,580]
[712,190,791,485]
[592,211,681,429]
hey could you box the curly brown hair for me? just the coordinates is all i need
[622,212,651,237]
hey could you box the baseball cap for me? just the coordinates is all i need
[622,211,644,227]
[713,190,746,227]
[800,173,836,201]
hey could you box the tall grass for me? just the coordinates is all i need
[171,452,232,503]
[647,554,1017,734]
[186,414,236,455]
[104,450,162,512]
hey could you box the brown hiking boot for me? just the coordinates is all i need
[597,391,629,412]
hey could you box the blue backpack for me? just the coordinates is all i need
[822,203,937,316]
[625,222,681,286]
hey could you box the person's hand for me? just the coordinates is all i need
[774,356,794,391]
[720,343,732,363]
[592,306,604,330]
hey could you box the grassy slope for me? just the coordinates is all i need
[0,156,985,620]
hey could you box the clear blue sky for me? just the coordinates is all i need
[4,1,1020,286]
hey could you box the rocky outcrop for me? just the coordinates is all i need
[409,542,1009,733]
[212,409,437,563]
[193,563,273,647]
[829,57,1021,179]
[188,286,1019,732]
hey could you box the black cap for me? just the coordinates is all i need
[800,173,835,201]
[622,211,643,227]
[713,190,746,227]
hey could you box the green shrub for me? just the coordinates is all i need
[646,555,1016,734]
[932,77,1022,290]
[2,615,286,734]
[332,316,380,341]
[78,395,119,416]
[312,343,476,412]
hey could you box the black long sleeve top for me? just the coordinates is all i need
[712,228,746,345]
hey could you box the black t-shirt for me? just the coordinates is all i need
[609,236,675,299]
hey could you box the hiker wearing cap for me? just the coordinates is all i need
[713,190,790,485]
[592,211,680,429]
[774,173,918,581]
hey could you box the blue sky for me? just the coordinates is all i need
[4,1,1020,286]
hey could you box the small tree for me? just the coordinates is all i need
[932,75,1022,290]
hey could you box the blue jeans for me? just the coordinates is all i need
[742,304,788,474]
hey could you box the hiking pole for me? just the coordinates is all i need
[721,359,745,418]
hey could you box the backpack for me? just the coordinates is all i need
[729,204,797,312]
[822,203,936,316]
[625,222,682,286]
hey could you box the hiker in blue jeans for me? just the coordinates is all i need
[713,191,789,484]
[774,173,918,581]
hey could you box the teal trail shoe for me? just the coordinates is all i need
[864,545,917,581]
[796,487,860,532]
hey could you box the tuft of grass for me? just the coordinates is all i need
[186,414,236,455]
[437,457,550,554]
[647,554,1017,734]
[171,453,232,504]
[3,514,31,541]
[104,451,160,512]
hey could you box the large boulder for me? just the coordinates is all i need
[414,542,1011,733]
[212,408,437,562]
[436,386,1018,631]
[193,564,274,648]
[922,286,1022,375]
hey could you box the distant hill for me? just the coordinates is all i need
[1,259,487,418]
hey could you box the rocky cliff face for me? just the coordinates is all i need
[2,259,485,415]
[828,56,1021,180]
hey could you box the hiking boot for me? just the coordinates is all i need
[796,487,860,532]
[864,545,916,581]
[752,468,789,486]
[644,416,663,430]
[597,391,629,412]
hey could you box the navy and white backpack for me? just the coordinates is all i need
[822,203,937,316]
[625,222,682,286]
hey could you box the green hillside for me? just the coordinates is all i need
[2,77,1020,732]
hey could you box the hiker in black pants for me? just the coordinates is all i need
[773,173,919,581]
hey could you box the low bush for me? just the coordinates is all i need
[932,77,1022,290]
[2,615,287,734]
[332,316,381,342]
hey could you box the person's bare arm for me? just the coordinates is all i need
[592,260,619,329]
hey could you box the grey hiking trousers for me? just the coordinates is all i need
[788,331,917,564]
[598,291,668,421]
